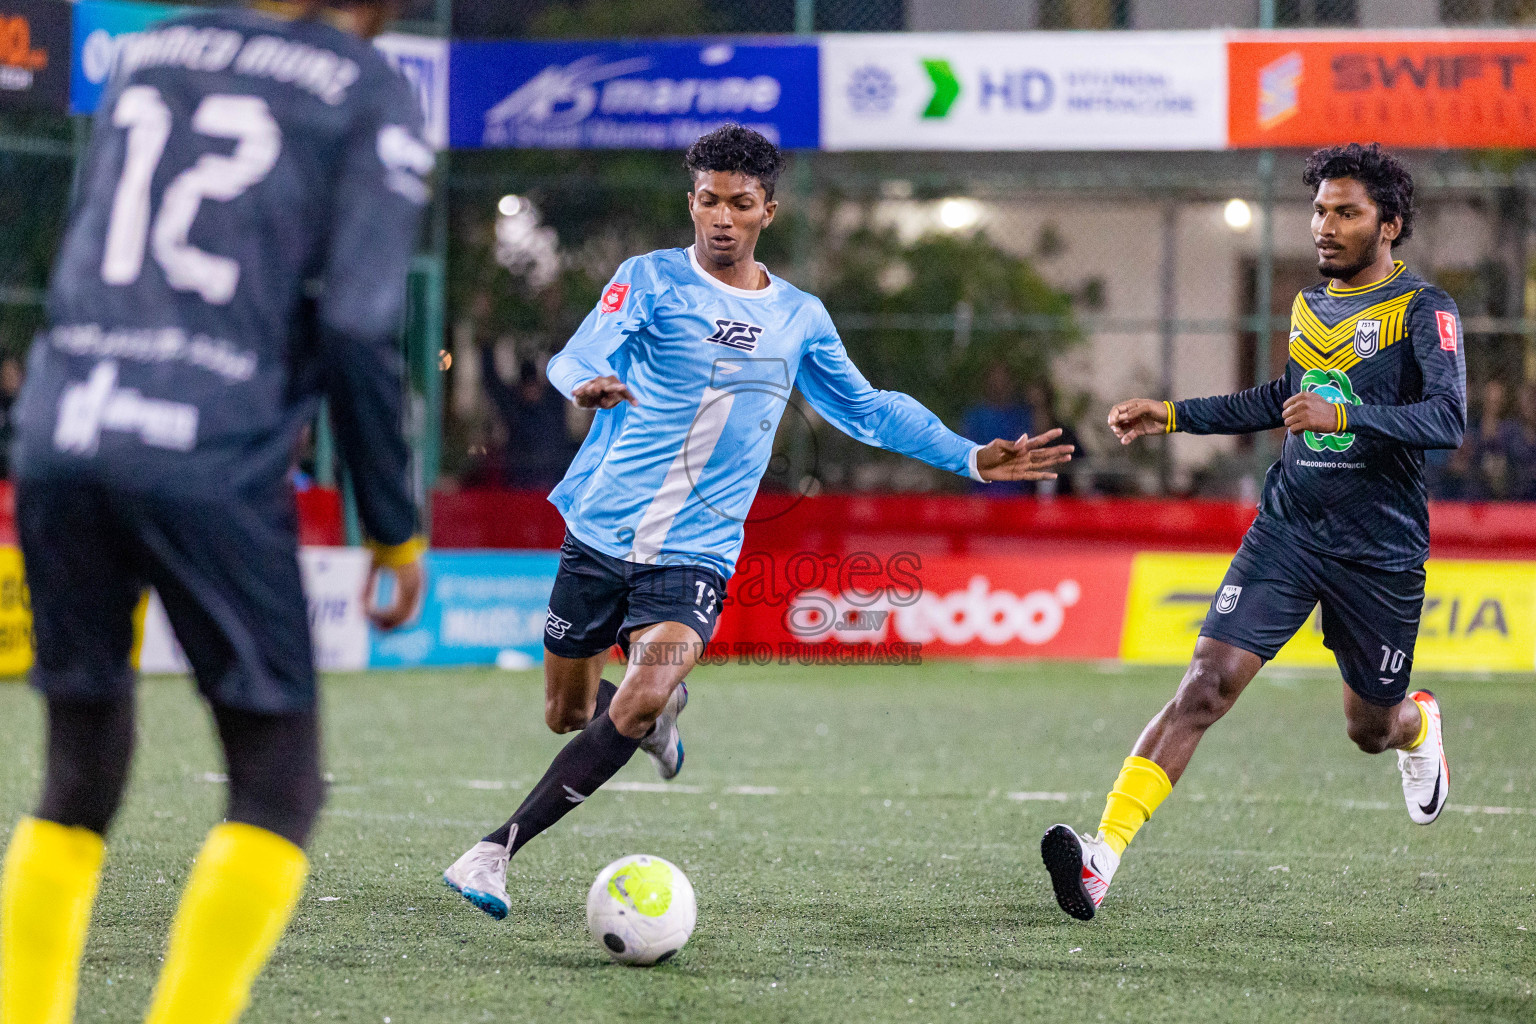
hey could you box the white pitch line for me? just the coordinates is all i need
[609,781,705,794]
[327,779,1536,822]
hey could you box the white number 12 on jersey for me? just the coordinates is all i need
[100,85,281,305]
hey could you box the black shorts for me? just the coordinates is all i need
[543,531,726,660]
[1200,517,1424,707]
[18,479,314,714]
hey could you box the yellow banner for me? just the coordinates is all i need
[0,547,151,680]
[0,546,32,677]
[1121,551,1536,672]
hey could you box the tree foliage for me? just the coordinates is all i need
[820,222,1080,423]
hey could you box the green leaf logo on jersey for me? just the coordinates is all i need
[1299,368,1361,453]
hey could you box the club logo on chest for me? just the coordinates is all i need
[1352,318,1381,358]
[705,319,764,353]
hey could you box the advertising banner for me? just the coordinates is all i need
[820,32,1227,152]
[10,542,1536,678]
[714,552,1131,661]
[69,0,176,114]
[369,551,559,668]
[0,547,30,676]
[0,0,69,112]
[1120,552,1536,671]
[448,38,820,151]
[140,547,373,674]
[1228,35,1536,149]
[71,0,446,138]
[375,32,448,149]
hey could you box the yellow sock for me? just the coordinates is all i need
[1097,756,1174,856]
[1,816,106,1024]
[1407,700,1430,750]
[143,823,308,1024]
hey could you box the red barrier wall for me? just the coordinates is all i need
[425,488,1536,561]
[0,482,1527,560]
[0,482,347,547]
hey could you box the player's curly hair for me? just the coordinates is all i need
[1303,143,1415,247]
[684,124,787,200]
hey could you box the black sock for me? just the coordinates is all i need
[212,705,325,848]
[483,710,641,852]
[37,695,135,836]
[593,678,618,720]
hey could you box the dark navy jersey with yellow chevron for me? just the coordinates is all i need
[1171,262,1466,570]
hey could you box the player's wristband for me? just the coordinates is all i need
[366,534,427,568]
[966,445,987,483]
[1163,401,1177,434]
[1336,404,1347,433]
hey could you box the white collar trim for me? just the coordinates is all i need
[686,245,776,299]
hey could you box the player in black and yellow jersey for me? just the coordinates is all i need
[1041,144,1465,921]
[0,2,427,1021]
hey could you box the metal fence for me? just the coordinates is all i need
[450,145,1536,502]
[3,0,1535,502]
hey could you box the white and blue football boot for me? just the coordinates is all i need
[443,827,515,921]
[638,681,687,780]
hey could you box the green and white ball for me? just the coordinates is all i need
[586,854,696,966]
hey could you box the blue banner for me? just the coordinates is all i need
[369,551,559,668]
[70,0,177,114]
[449,38,819,151]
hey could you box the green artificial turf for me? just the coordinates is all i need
[0,662,1531,1023]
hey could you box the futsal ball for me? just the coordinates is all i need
[586,854,696,966]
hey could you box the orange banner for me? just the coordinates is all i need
[1228,36,1536,149]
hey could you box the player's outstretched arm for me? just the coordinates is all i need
[796,315,998,480]
[975,429,1075,481]
[1119,378,1290,440]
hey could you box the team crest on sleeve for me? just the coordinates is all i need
[1435,310,1458,352]
[1215,585,1242,614]
[704,319,764,352]
[1352,318,1381,358]
[599,283,630,314]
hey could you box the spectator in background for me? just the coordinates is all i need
[1026,381,1083,496]
[484,358,577,491]
[459,418,508,488]
[1499,382,1536,501]
[1471,379,1514,498]
[0,357,23,478]
[963,361,1034,496]
[1425,442,1475,500]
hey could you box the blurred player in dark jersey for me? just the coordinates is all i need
[0,3,429,1021]
[1041,144,1465,922]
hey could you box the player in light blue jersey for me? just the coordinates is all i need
[444,126,1072,920]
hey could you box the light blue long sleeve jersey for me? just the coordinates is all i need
[546,246,985,579]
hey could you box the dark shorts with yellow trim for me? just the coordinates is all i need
[543,531,725,660]
[18,479,314,713]
[1199,516,1424,707]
